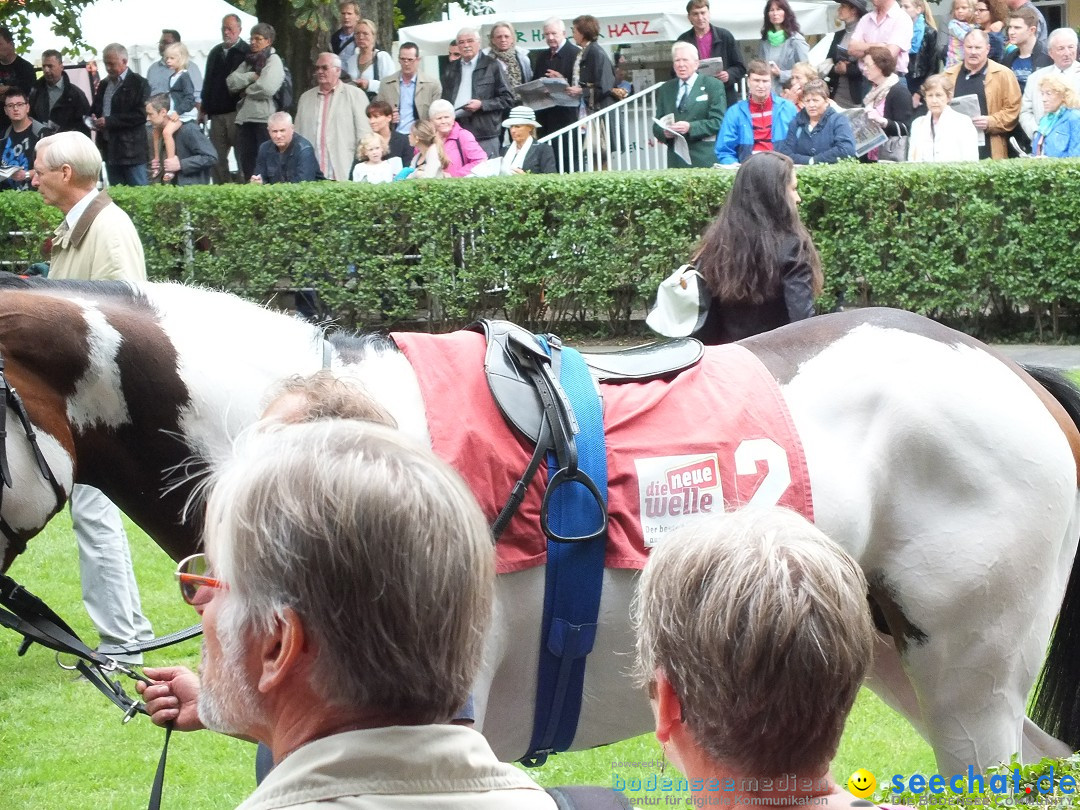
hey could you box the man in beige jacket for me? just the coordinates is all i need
[376,42,442,137]
[295,52,370,181]
[30,131,154,664]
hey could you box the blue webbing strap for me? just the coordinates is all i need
[522,339,608,766]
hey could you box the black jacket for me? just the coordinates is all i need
[29,73,90,135]
[908,26,939,84]
[91,70,151,166]
[880,83,915,137]
[1002,41,1054,73]
[675,24,746,108]
[575,41,617,113]
[202,39,250,116]
[532,40,581,131]
[0,56,38,130]
[825,29,865,106]
[501,140,557,174]
[441,54,514,141]
[693,236,817,345]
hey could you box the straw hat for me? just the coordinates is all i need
[501,105,542,129]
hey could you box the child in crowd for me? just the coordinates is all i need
[945,0,975,67]
[152,42,197,183]
[408,121,449,179]
[351,133,403,183]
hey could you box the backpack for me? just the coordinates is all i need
[274,63,294,112]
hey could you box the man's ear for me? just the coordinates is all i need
[257,607,308,694]
[653,670,684,744]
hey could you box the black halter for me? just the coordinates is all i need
[0,355,69,555]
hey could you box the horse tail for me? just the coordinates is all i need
[1025,364,1080,751]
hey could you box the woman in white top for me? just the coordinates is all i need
[341,19,394,99]
[351,133,404,183]
[908,74,980,162]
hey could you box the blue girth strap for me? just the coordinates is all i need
[522,337,608,767]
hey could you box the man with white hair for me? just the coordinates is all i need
[1019,27,1080,141]
[89,43,150,186]
[142,419,558,808]
[295,52,370,181]
[440,26,514,158]
[251,111,322,184]
[532,18,580,164]
[652,42,727,168]
[30,130,154,665]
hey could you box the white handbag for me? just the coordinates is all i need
[645,264,709,338]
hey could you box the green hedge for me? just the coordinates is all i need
[6,160,1080,336]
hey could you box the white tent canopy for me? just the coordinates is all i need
[21,0,256,72]
[400,0,838,56]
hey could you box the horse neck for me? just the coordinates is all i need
[333,340,432,448]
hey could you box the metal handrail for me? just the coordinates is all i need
[537,83,666,174]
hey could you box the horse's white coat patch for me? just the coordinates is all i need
[3,428,73,532]
[66,303,131,430]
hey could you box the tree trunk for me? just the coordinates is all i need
[255,0,395,99]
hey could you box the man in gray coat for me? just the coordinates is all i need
[146,93,217,185]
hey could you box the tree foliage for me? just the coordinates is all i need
[0,1,94,55]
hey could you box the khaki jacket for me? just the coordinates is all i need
[376,71,442,126]
[294,81,372,181]
[943,59,1021,160]
[49,192,146,282]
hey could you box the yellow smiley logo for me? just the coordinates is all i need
[848,768,877,799]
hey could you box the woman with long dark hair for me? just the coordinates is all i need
[759,0,809,95]
[691,152,822,344]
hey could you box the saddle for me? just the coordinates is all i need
[468,320,703,543]
[469,320,703,450]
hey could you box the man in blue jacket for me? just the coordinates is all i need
[251,111,323,183]
[714,60,796,165]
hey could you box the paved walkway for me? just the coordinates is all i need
[995,345,1080,371]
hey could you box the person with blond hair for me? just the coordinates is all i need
[634,507,876,808]
[408,119,450,178]
[351,131,402,182]
[341,18,394,100]
[1032,73,1080,156]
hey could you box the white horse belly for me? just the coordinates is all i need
[781,324,1080,772]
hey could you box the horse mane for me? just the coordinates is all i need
[328,331,398,364]
[0,271,152,309]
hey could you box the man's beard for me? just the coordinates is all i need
[198,603,261,737]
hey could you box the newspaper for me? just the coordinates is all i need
[653,113,692,164]
[839,108,887,157]
[697,57,724,77]
[950,94,986,146]
[515,77,579,110]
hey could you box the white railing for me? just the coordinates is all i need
[537,83,668,174]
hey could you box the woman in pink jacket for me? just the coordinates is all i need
[429,99,486,177]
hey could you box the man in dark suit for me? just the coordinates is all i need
[676,0,746,109]
[531,17,581,169]
[202,13,250,183]
[441,26,514,158]
[90,43,150,185]
[652,42,726,168]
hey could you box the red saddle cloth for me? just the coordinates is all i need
[393,331,813,573]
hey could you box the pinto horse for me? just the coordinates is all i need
[1,275,1079,776]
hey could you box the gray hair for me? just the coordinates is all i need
[963,27,990,46]
[267,111,292,127]
[543,17,566,34]
[1049,27,1079,49]
[205,420,495,723]
[456,26,479,41]
[251,22,276,43]
[102,42,128,60]
[633,507,874,775]
[671,41,698,61]
[317,52,342,70]
[35,131,101,185]
[428,98,454,118]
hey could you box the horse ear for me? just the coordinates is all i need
[257,607,308,694]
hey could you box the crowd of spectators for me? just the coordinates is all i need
[4,0,1079,193]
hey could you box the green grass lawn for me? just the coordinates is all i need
[0,515,935,809]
